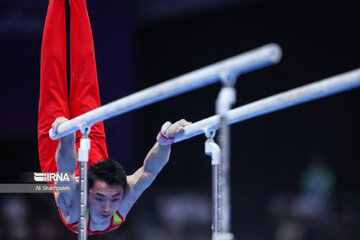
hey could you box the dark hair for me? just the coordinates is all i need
[88,158,127,190]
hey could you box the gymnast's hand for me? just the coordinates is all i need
[164,119,192,138]
[52,117,75,143]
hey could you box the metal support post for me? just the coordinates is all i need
[78,125,91,240]
[213,72,237,240]
[204,128,221,236]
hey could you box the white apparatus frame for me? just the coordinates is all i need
[49,43,282,140]
[50,43,282,240]
[174,68,360,143]
[48,43,360,239]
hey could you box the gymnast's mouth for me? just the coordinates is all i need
[100,214,111,218]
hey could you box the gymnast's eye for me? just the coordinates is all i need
[95,197,104,201]
[111,198,120,202]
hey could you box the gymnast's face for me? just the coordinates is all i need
[88,180,124,222]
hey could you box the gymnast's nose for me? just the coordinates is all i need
[102,200,111,213]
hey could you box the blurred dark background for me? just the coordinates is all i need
[0,0,359,239]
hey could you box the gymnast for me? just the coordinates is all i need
[38,0,190,235]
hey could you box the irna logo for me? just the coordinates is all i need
[34,172,70,182]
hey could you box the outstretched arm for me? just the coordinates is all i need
[118,119,191,217]
[52,117,80,224]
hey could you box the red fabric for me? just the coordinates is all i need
[38,0,108,177]
[57,206,125,235]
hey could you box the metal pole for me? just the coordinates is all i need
[174,68,360,143]
[49,44,282,140]
[217,117,231,235]
[78,127,91,240]
[212,74,236,240]
[204,129,221,236]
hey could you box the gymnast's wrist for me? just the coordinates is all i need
[156,121,174,146]
[59,133,75,145]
